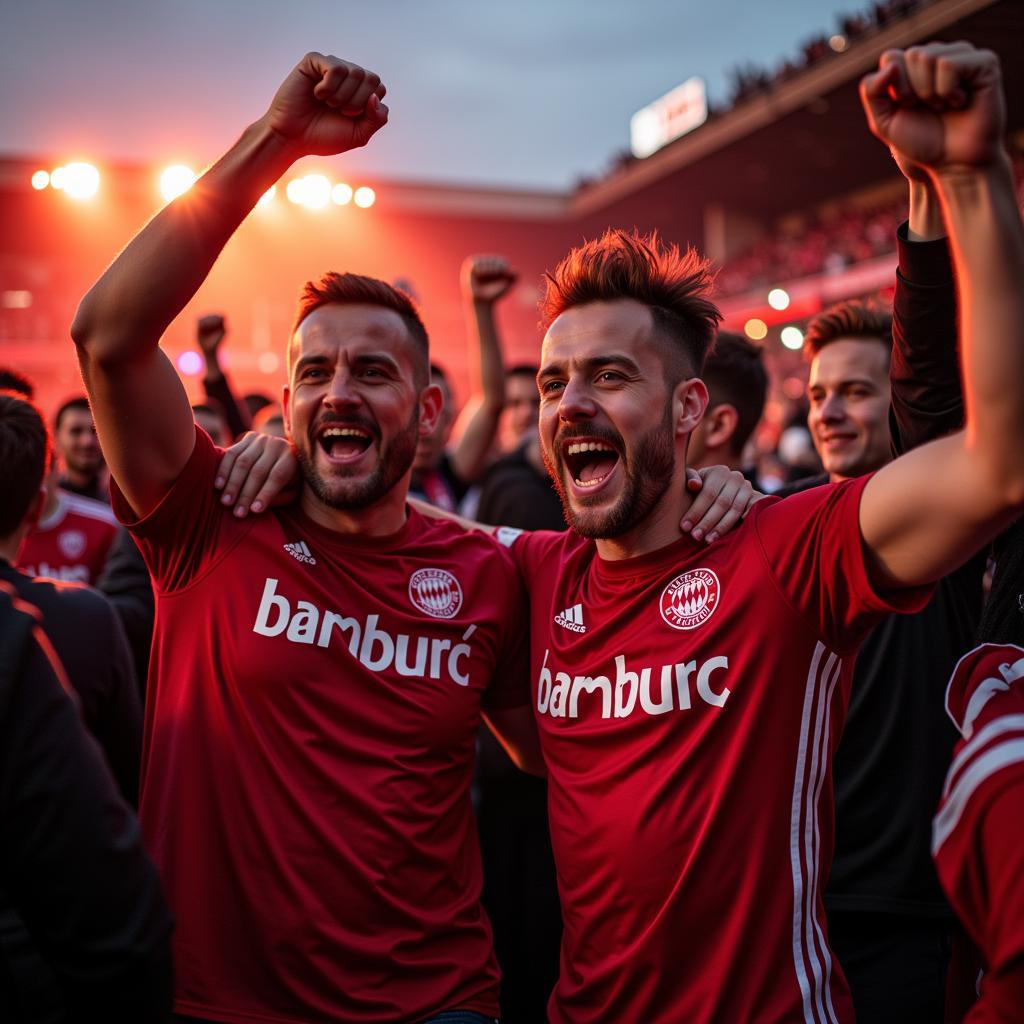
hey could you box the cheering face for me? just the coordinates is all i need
[807,338,892,481]
[538,300,690,539]
[56,407,103,477]
[283,304,430,510]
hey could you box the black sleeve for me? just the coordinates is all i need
[889,221,962,455]
[203,371,251,441]
[0,596,173,1023]
[96,527,154,689]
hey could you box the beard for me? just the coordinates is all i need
[296,407,420,511]
[544,407,676,539]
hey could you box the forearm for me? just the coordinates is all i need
[907,179,946,241]
[935,158,1024,493]
[72,119,295,360]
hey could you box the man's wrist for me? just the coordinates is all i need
[907,181,946,242]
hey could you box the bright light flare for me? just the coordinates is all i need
[285,178,307,205]
[353,186,376,209]
[744,318,768,341]
[780,326,805,350]
[829,34,848,53]
[767,288,790,311]
[160,165,197,201]
[176,350,204,376]
[60,163,101,200]
[31,170,50,190]
[301,174,331,209]
[332,182,353,206]
[257,352,280,374]
[257,185,277,207]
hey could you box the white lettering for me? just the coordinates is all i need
[696,656,730,707]
[569,674,611,718]
[254,578,290,636]
[551,672,571,717]
[448,625,477,687]
[614,655,640,718]
[537,649,553,714]
[287,600,319,644]
[317,612,361,655]
[640,663,675,715]
[675,660,695,710]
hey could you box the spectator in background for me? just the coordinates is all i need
[242,391,274,422]
[53,396,105,502]
[198,314,252,441]
[410,255,515,511]
[500,363,541,453]
[17,454,118,586]
[191,401,231,447]
[0,368,33,398]
[251,403,287,438]
[686,331,767,482]
[0,586,172,1024]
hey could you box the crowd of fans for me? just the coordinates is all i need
[2,36,1024,1024]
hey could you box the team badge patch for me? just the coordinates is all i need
[58,529,87,560]
[660,568,720,631]
[408,568,464,619]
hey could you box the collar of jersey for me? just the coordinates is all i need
[594,530,707,581]
[282,501,420,552]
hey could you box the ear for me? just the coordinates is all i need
[702,403,740,451]
[418,383,444,438]
[672,377,709,440]
[281,385,292,438]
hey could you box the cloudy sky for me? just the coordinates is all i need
[2,0,855,189]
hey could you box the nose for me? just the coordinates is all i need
[818,391,846,423]
[322,367,362,410]
[557,376,597,424]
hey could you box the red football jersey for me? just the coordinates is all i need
[510,478,929,1024]
[112,429,528,1024]
[933,643,1024,1023]
[17,489,117,585]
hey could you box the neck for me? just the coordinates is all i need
[63,467,93,488]
[299,481,409,537]
[593,463,696,561]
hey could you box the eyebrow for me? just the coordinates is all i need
[293,351,402,376]
[808,376,879,391]
[537,354,643,381]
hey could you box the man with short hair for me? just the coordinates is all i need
[53,395,105,502]
[687,330,768,476]
[501,364,541,452]
[71,53,535,1024]
[503,43,1023,1022]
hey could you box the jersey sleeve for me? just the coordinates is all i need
[481,543,532,711]
[752,476,933,653]
[109,426,247,594]
[508,529,571,587]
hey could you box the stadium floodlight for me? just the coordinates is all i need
[354,186,376,209]
[744,318,768,341]
[285,178,307,205]
[300,174,332,209]
[60,162,101,200]
[31,170,50,190]
[257,185,277,207]
[780,326,805,351]
[767,288,790,311]
[160,165,197,201]
[332,183,353,206]
[257,352,280,374]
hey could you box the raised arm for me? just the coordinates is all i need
[447,255,516,483]
[199,314,252,441]
[859,43,1024,587]
[71,53,387,517]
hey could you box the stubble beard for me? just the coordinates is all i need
[544,409,676,539]
[297,408,420,511]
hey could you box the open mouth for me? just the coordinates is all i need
[562,440,620,490]
[317,426,373,461]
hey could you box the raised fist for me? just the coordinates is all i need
[197,314,227,355]
[860,42,1006,177]
[262,52,388,157]
[462,255,518,305]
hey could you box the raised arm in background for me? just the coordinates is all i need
[198,313,252,441]
[71,53,388,517]
[447,255,517,483]
[857,42,1024,587]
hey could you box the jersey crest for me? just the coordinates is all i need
[660,567,720,631]
[408,568,464,619]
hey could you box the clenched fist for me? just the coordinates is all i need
[261,52,389,158]
[462,255,518,305]
[860,42,1006,178]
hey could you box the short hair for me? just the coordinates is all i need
[506,363,539,381]
[0,391,51,536]
[702,332,768,457]
[243,392,274,418]
[803,301,892,362]
[54,395,91,431]
[540,229,722,382]
[292,272,430,387]
[0,368,33,398]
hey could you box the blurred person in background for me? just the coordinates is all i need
[500,363,541,453]
[686,330,768,483]
[53,396,105,502]
[191,401,231,447]
[410,255,515,511]
[198,314,253,441]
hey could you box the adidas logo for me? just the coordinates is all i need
[554,603,586,634]
[283,540,316,565]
